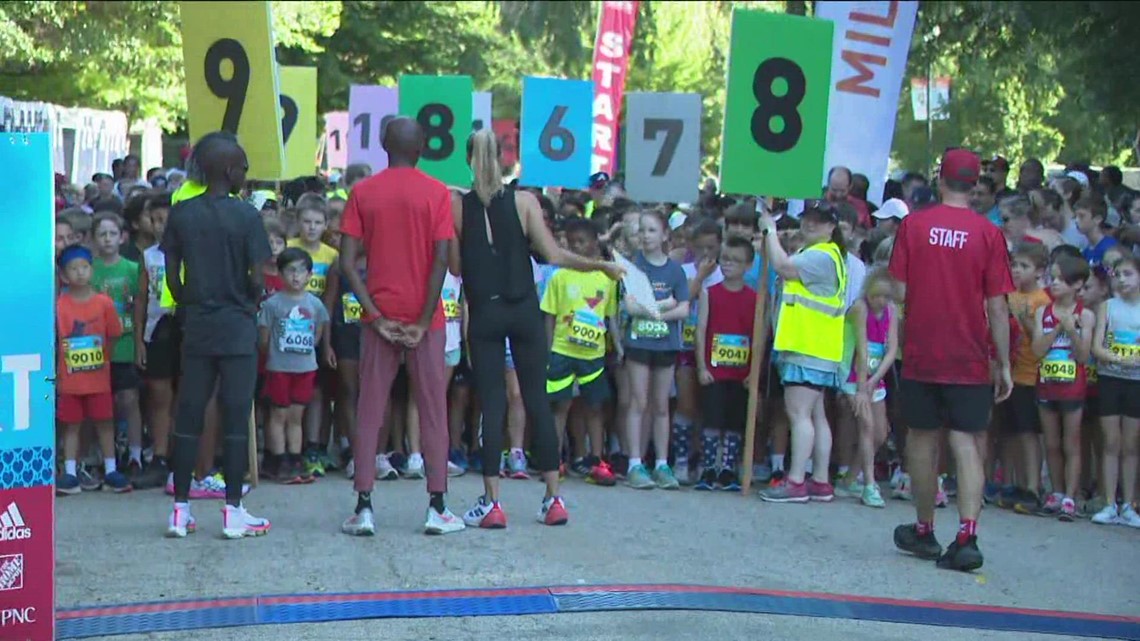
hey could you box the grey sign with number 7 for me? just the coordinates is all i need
[624,92,702,204]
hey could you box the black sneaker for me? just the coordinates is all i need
[131,459,169,490]
[608,453,630,478]
[893,523,942,560]
[716,469,741,492]
[569,457,593,478]
[936,536,984,572]
[695,468,718,491]
[1013,489,1042,515]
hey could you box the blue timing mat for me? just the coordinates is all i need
[56,584,1140,640]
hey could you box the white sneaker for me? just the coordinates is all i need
[403,453,426,479]
[1091,503,1120,525]
[463,495,507,528]
[1119,504,1140,528]
[222,504,271,539]
[424,506,465,535]
[341,508,376,536]
[674,462,691,486]
[375,453,398,480]
[447,460,465,477]
[892,473,913,501]
[345,458,355,480]
[165,504,196,538]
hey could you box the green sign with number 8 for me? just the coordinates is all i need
[398,75,474,188]
[720,10,833,199]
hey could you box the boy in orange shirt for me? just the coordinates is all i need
[1002,241,1050,513]
[56,244,128,495]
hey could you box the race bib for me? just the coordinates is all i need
[1110,330,1140,361]
[1088,363,1098,383]
[342,293,362,324]
[307,263,329,294]
[867,342,885,372]
[682,322,696,349]
[632,318,669,340]
[711,334,750,368]
[444,300,461,322]
[64,335,105,374]
[279,316,315,354]
[568,309,605,350]
[1040,348,1076,382]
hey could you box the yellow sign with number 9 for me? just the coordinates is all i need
[181,1,283,179]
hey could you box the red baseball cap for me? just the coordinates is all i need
[941,149,981,184]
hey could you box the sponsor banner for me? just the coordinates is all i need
[589,0,639,176]
[0,485,54,641]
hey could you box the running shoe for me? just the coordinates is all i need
[768,470,786,488]
[652,464,680,490]
[759,479,810,503]
[943,475,958,497]
[627,464,655,489]
[751,462,773,484]
[1119,504,1140,528]
[1091,503,1121,525]
[861,483,886,508]
[104,470,132,493]
[674,461,691,487]
[587,460,616,486]
[463,496,507,529]
[318,449,338,472]
[982,481,1002,505]
[889,465,904,489]
[569,457,592,478]
[375,453,399,480]
[424,507,465,535]
[936,536,984,572]
[608,453,630,478]
[341,508,376,536]
[1058,497,1077,522]
[1013,489,1041,515]
[78,465,102,491]
[695,468,717,491]
[892,473,913,501]
[893,523,942,560]
[995,485,1019,510]
[56,473,81,496]
[807,479,834,502]
[468,449,484,474]
[345,457,355,480]
[165,504,196,538]
[835,479,865,499]
[131,459,168,490]
[403,453,426,479]
[222,504,271,539]
[447,460,466,477]
[202,472,253,497]
[304,449,325,478]
[449,448,468,474]
[716,469,741,492]
[537,496,569,526]
[279,458,305,485]
[508,450,530,480]
[1038,492,1063,516]
[497,450,510,478]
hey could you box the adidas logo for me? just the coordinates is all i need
[0,504,30,542]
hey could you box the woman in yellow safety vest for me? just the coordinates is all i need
[756,203,848,504]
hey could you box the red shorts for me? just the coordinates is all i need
[57,392,114,424]
[262,371,317,407]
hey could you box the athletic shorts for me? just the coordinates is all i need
[899,377,993,433]
[111,362,141,393]
[677,350,697,368]
[1038,398,1084,413]
[1001,384,1040,434]
[547,353,609,407]
[144,314,181,380]
[331,321,361,361]
[262,371,317,407]
[1097,375,1140,419]
[58,391,113,424]
[701,379,748,433]
[625,347,678,369]
[840,381,888,403]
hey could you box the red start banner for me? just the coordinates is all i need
[492,119,520,172]
[590,0,639,177]
[0,485,54,641]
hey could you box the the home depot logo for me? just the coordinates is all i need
[0,554,23,591]
[0,503,31,541]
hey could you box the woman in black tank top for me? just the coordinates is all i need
[454,130,623,528]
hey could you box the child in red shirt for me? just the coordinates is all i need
[56,244,127,495]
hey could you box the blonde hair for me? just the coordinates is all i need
[468,129,503,207]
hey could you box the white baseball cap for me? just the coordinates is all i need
[873,198,909,221]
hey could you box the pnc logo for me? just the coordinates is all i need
[0,606,36,626]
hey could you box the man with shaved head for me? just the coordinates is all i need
[337,116,464,536]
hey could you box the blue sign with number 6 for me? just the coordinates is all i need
[520,76,593,189]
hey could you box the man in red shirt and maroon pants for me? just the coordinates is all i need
[336,117,465,536]
[888,149,1014,571]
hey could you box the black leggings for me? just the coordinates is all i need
[172,354,258,505]
[467,295,559,475]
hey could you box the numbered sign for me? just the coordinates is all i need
[720,10,833,199]
[520,76,593,189]
[398,75,473,187]
[347,85,398,171]
[473,92,492,132]
[278,66,317,180]
[624,92,701,203]
[323,111,348,171]
[180,1,283,179]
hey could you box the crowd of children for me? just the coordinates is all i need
[50,153,1140,535]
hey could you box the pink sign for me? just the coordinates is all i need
[0,485,54,641]
[590,0,639,176]
[347,85,399,172]
[323,111,348,171]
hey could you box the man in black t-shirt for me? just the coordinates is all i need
[161,132,272,540]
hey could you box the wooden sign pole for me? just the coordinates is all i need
[247,405,259,487]
[740,224,774,494]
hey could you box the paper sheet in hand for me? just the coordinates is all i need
[612,251,660,319]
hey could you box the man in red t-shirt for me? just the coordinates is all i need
[887,148,1014,572]
[337,117,464,536]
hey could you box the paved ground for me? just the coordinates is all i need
[56,472,1139,641]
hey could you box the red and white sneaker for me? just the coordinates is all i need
[588,461,616,486]
[463,496,507,529]
[222,504,271,539]
[537,496,568,526]
[807,479,834,502]
[165,503,196,538]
